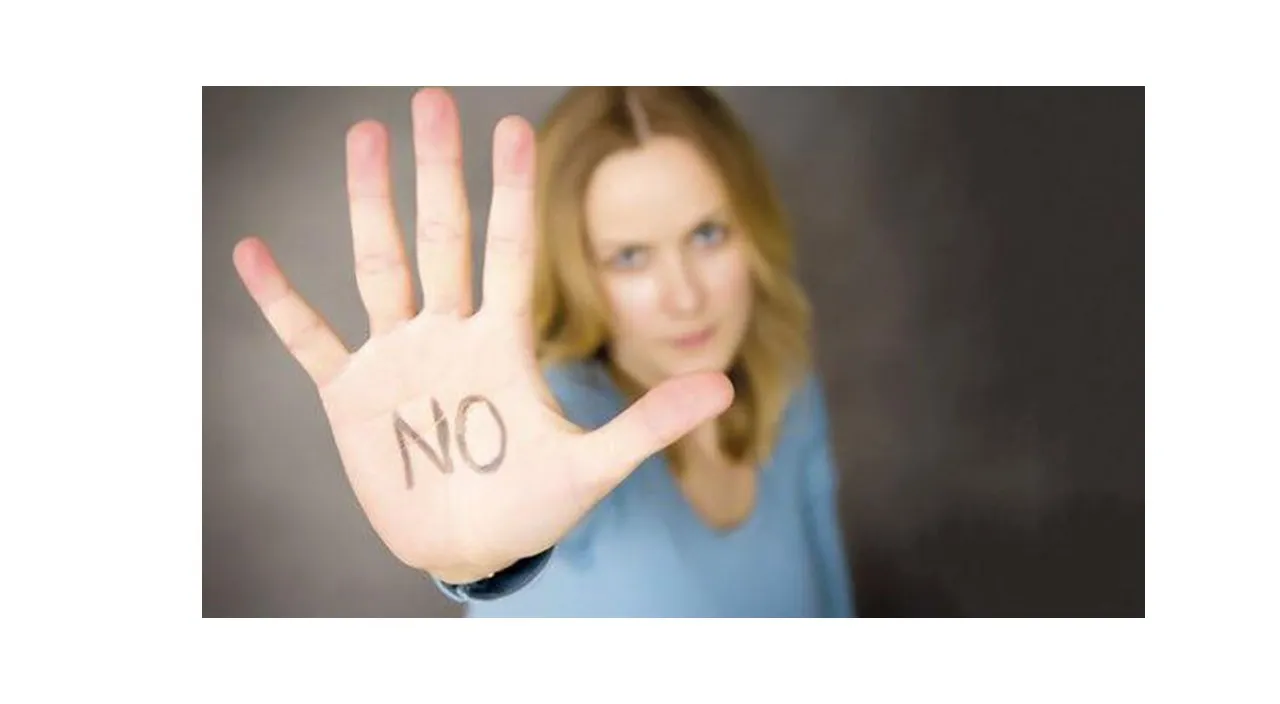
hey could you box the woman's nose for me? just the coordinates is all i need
[660,255,705,316]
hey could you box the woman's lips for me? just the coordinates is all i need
[670,325,716,350]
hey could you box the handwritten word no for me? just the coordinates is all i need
[394,395,508,488]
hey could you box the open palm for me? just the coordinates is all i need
[233,88,733,585]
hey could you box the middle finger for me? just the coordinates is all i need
[411,88,474,317]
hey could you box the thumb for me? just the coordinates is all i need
[573,371,735,488]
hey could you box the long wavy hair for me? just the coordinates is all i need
[531,87,813,472]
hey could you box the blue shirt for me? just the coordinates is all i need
[435,357,856,617]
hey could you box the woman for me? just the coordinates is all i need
[232,86,855,617]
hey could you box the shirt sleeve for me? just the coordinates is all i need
[432,546,555,603]
[800,376,857,617]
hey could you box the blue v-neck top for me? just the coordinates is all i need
[435,358,856,617]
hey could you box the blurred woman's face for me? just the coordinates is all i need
[583,136,754,388]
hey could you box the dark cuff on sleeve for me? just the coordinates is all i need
[432,546,555,603]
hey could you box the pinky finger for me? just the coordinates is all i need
[233,237,350,387]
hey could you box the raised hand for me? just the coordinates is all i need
[232,88,733,584]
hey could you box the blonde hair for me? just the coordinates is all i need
[532,87,813,472]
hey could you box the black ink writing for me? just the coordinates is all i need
[455,395,507,473]
[393,395,509,488]
[394,399,452,487]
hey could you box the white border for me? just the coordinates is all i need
[10,0,1275,699]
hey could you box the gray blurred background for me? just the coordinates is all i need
[204,87,1144,617]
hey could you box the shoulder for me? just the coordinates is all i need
[778,370,831,446]
[770,370,838,491]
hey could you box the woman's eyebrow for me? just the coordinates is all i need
[593,205,729,250]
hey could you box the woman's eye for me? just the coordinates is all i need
[691,221,727,247]
[609,246,647,269]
